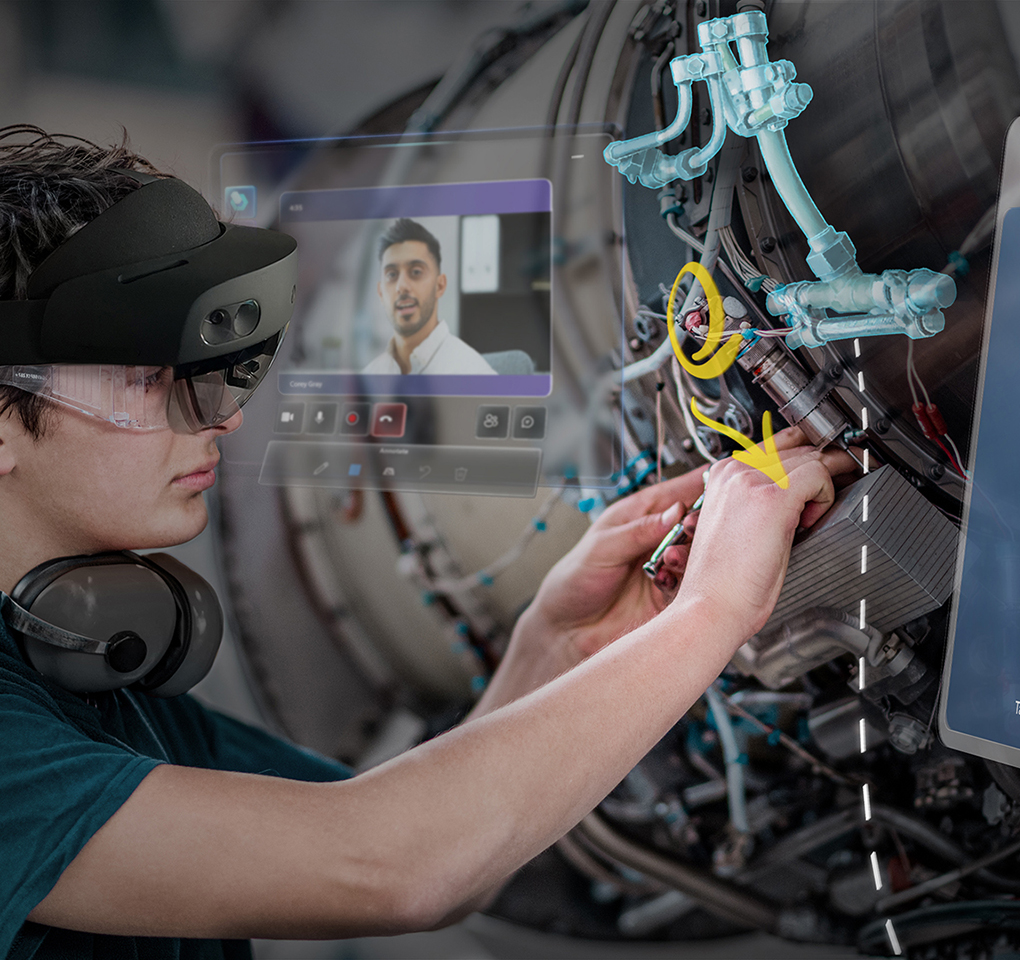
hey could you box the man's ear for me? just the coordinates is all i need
[436,273,447,298]
[0,418,17,478]
[377,280,383,301]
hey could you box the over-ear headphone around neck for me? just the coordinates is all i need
[3,551,222,697]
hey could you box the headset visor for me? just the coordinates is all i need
[0,331,283,434]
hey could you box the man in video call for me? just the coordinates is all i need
[362,217,498,376]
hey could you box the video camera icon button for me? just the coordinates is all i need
[275,402,305,434]
[340,402,371,436]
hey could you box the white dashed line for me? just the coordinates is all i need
[870,850,883,890]
[885,918,902,955]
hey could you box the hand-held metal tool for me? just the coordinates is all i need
[643,490,706,580]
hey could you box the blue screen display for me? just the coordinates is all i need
[944,206,1020,747]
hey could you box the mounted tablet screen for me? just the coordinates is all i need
[939,117,1020,766]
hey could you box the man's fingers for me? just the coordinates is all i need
[587,437,856,566]
[653,567,679,596]
[817,445,861,479]
[596,467,706,528]
[770,425,809,450]
[588,503,684,566]
[784,457,838,529]
[660,543,689,576]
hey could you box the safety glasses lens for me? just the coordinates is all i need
[168,332,283,433]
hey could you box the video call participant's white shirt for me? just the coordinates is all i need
[362,320,498,376]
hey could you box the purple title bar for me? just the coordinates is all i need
[280,179,551,222]
[279,372,552,398]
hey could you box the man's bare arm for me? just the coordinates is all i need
[28,447,847,941]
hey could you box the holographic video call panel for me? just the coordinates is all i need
[217,127,621,496]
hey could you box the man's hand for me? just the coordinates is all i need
[471,427,858,718]
[678,437,859,642]
[529,425,857,660]
[527,471,704,662]
[468,465,706,717]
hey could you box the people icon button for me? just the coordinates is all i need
[475,405,510,439]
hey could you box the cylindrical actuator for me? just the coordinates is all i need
[736,336,848,446]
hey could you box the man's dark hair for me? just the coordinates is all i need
[0,124,167,438]
[377,218,441,270]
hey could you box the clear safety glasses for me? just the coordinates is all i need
[0,332,283,434]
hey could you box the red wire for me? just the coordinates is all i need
[933,436,966,478]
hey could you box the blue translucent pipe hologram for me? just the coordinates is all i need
[603,10,956,347]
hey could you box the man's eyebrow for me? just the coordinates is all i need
[382,258,430,271]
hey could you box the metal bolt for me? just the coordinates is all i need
[759,236,777,254]
[928,463,945,480]
[826,364,843,382]
[629,338,642,351]
[682,437,695,452]
[875,417,891,434]
[741,166,758,183]
[696,0,707,15]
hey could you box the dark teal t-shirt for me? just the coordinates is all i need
[0,599,352,960]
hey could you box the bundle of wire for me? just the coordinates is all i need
[906,339,967,478]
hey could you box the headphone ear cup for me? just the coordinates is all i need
[11,554,176,694]
[138,554,223,698]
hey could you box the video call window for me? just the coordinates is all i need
[278,179,552,398]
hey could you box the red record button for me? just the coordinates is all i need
[340,401,371,436]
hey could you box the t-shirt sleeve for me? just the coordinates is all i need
[153,694,353,783]
[0,687,162,960]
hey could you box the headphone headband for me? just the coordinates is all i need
[2,595,111,655]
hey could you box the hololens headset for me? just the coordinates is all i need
[0,169,297,432]
[0,170,296,694]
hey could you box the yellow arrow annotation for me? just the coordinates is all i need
[690,399,790,489]
[667,261,744,380]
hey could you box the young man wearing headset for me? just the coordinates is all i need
[0,126,856,959]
